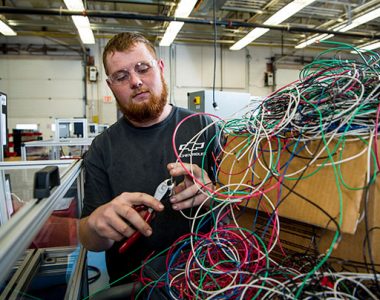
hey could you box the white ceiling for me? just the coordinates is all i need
[0,0,379,55]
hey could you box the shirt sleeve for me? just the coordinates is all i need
[81,141,113,218]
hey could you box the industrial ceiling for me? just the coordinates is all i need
[0,0,379,56]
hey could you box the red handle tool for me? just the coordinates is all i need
[118,208,154,253]
[119,179,174,254]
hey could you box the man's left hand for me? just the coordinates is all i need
[167,162,214,210]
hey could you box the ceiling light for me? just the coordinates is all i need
[71,16,94,44]
[296,7,380,49]
[63,0,95,44]
[295,33,333,49]
[159,0,197,47]
[356,41,380,51]
[160,22,184,47]
[0,20,16,36]
[72,15,90,28]
[230,28,269,50]
[74,17,95,44]
[230,0,317,50]
[339,7,380,32]
[264,0,316,25]
[63,0,84,11]
[175,0,197,17]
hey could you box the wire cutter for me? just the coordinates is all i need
[119,178,175,254]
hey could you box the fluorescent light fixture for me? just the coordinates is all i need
[175,0,197,17]
[0,20,16,36]
[339,7,380,32]
[160,22,184,46]
[72,15,90,28]
[264,0,316,25]
[295,33,333,49]
[356,41,380,52]
[230,0,317,50]
[72,15,94,44]
[64,0,95,44]
[361,41,380,51]
[230,28,269,50]
[63,0,84,11]
[159,0,197,47]
[77,24,95,44]
[296,7,380,49]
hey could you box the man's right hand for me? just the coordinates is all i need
[79,192,164,251]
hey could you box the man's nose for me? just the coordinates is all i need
[129,71,143,88]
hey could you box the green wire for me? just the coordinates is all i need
[294,82,343,300]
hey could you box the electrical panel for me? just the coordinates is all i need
[87,66,98,82]
[265,72,274,86]
[0,92,7,160]
[187,90,251,119]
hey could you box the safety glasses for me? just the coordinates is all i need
[107,60,157,85]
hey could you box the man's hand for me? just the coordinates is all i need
[167,162,214,210]
[79,193,164,251]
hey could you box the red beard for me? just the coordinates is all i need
[117,74,168,123]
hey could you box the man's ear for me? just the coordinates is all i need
[158,59,165,72]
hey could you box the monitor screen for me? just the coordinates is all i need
[59,123,70,139]
[73,122,84,138]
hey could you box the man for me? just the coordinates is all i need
[79,32,218,285]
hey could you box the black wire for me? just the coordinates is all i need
[284,140,336,161]
[256,138,380,297]
[212,0,218,110]
[249,137,344,298]
[259,138,342,236]
[88,265,101,284]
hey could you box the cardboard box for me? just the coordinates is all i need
[218,136,369,234]
[233,161,379,272]
[235,194,380,272]
[317,172,380,271]
[236,206,320,257]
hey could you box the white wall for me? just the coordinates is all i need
[0,40,321,140]
[171,44,249,107]
[85,38,117,127]
[0,57,85,139]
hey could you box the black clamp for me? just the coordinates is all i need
[33,166,60,201]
